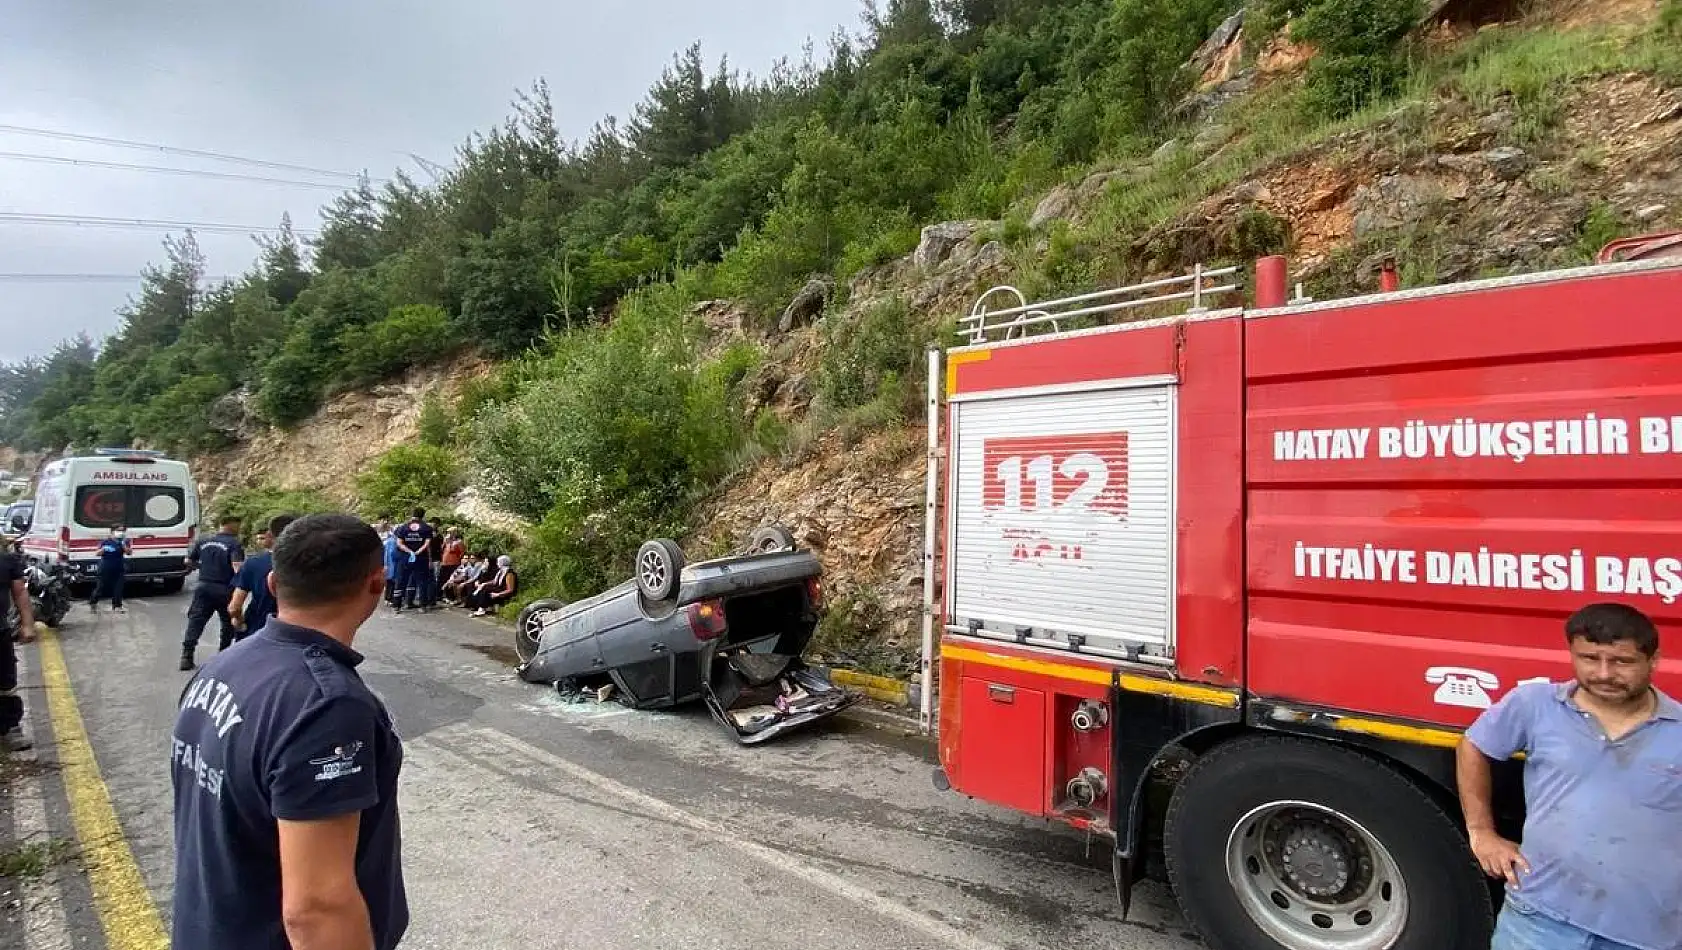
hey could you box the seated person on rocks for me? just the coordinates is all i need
[441,554,483,606]
[466,555,518,617]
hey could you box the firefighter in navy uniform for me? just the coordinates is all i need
[180,516,245,671]
[170,513,407,950]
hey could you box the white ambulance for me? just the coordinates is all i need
[19,449,200,593]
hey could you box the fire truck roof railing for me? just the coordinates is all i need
[958,263,1241,346]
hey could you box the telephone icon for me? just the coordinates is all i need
[1425,667,1500,710]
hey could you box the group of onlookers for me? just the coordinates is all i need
[376,509,519,617]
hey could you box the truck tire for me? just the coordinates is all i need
[1164,735,1492,950]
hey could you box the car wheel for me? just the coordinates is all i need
[635,539,685,602]
[748,525,796,554]
[513,599,566,664]
[159,577,185,595]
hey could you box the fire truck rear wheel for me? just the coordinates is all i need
[1164,735,1491,950]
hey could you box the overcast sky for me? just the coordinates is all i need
[0,0,864,362]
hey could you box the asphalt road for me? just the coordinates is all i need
[4,586,1202,950]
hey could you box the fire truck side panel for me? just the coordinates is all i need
[1171,317,1247,687]
[1244,265,1682,730]
[938,313,1246,825]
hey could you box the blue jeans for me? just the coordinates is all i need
[1493,899,1643,950]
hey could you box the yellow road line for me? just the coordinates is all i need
[943,644,1240,708]
[36,627,169,950]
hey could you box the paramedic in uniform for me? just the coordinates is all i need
[180,516,246,671]
[170,513,407,950]
[1457,603,1682,950]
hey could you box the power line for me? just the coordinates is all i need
[0,123,381,183]
[0,212,318,236]
[0,150,352,190]
[0,273,239,283]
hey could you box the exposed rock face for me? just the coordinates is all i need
[690,299,746,337]
[688,428,927,674]
[192,354,493,511]
[1481,146,1534,181]
[1352,174,1448,238]
[778,277,833,333]
[1029,185,1076,230]
[1029,169,1129,230]
[451,482,530,535]
[1189,9,1246,83]
[207,387,260,442]
[914,220,992,270]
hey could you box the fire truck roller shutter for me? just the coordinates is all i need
[947,381,1176,659]
[1164,735,1492,950]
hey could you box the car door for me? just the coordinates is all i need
[593,592,680,708]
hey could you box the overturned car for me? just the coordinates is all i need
[514,527,859,744]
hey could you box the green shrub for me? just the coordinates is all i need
[1274,0,1423,120]
[457,521,521,560]
[1228,205,1292,259]
[211,486,336,543]
[1290,0,1422,57]
[1302,53,1411,119]
[255,347,327,427]
[751,409,791,454]
[816,298,922,411]
[837,212,923,281]
[356,443,462,519]
[133,374,235,454]
[334,304,458,388]
[470,285,748,598]
[1575,202,1625,263]
[810,589,909,678]
[417,392,455,448]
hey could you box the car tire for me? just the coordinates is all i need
[1165,735,1492,950]
[747,525,796,554]
[635,539,684,602]
[159,577,185,595]
[514,598,566,664]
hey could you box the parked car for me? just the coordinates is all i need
[515,526,858,744]
[2,499,32,538]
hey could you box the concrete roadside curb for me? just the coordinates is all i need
[825,668,913,706]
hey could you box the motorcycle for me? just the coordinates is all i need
[7,560,71,630]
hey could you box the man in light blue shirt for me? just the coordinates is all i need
[1458,603,1682,950]
[379,521,399,607]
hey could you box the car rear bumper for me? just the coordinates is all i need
[64,557,188,582]
[703,663,860,745]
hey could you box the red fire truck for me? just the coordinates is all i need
[922,234,1682,950]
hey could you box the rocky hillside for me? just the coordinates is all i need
[685,0,1682,675]
[190,355,492,510]
[172,0,1677,678]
